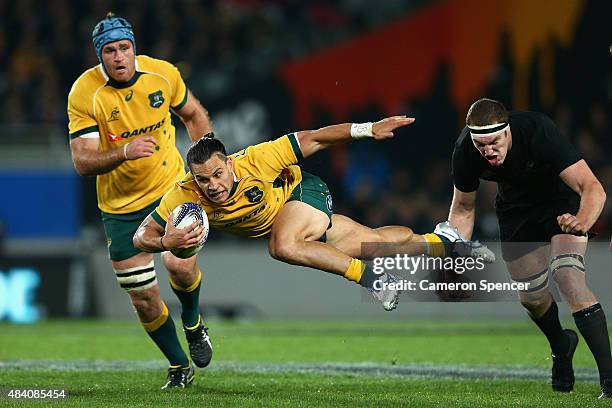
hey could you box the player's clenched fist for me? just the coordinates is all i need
[124,136,158,160]
[557,213,588,236]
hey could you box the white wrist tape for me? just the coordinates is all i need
[350,122,374,139]
[123,143,129,160]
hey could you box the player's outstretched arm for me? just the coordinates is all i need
[436,187,495,263]
[133,213,205,253]
[174,89,213,142]
[295,115,415,159]
[558,159,606,235]
[448,187,477,240]
[70,135,158,176]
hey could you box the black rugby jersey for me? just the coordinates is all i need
[451,111,581,210]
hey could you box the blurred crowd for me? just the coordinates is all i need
[335,101,612,240]
[0,0,609,241]
[0,0,414,124]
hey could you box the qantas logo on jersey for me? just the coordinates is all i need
[107,132,122,142]
[119,118,166,139]
[224,203,267,228]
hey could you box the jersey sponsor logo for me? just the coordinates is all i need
[245,186,264,203]
[125,90,134,102]
[148,90,164,108]
[108,132,121,142]
[326,195,333,212]
[224,203,267,228]
[213,210,223,221]
[120,118,166,139]
[107,107,120,122]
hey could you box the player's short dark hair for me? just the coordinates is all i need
[466,98,508,126]
[186,133,227,169]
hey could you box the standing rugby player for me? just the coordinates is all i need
[68,13,213,389]
[447,98,610,398]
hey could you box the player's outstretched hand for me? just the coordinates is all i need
[372,115,416,140]
[164,212,206,249]
[124,136,157,160]
[557,213,588,236]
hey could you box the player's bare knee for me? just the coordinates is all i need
[555,276,585,298]
[557,282,595,309]
[162,252,197,284]
[268,238,300,263]
[128,287,160,316]
[519,291,550,314]
[129,292,153,311]
[553,268,586,289]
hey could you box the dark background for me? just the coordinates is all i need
[0,0,610,242]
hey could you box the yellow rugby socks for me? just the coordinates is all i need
[423,233,448,258]
[344,258,378,289]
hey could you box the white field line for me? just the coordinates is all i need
[0,360,599,382]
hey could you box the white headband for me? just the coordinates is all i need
[468,122,509,138]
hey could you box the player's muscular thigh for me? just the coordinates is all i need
[505,246,550,281]
[325,215,387,257]
[269,201,328,260]
[112,252,154,270]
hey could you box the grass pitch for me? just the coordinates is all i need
[0,319,608,407]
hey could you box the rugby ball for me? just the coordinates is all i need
[169,202,209,259]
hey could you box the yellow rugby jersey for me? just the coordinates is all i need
[152,134,304,238]
[67,55,188,214]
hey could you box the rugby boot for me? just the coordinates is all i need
[184,319,213,368]
[599,378,612,399]
[434,221,496,264]
[368,272,401,311]
[161,364,194,390]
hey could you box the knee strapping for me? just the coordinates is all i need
[549,253,585,276]
[114,260,157,292]
[513,267,549,293]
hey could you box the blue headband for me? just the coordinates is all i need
[92,15,136,62]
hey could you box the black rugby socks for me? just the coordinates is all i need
[573,303,612,382]
[530,302,569,356]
